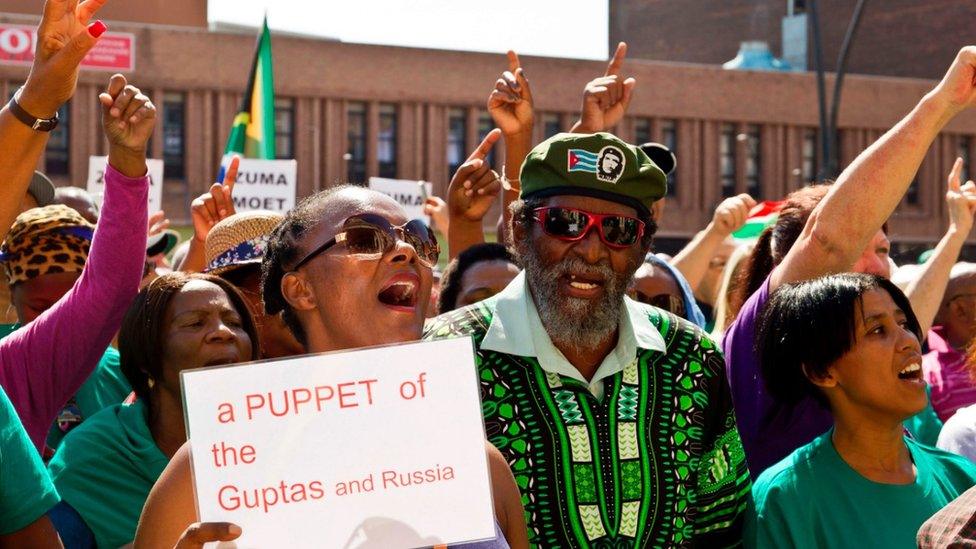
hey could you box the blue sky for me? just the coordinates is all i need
[208,0,609,60]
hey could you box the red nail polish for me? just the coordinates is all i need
[88,20,107,38]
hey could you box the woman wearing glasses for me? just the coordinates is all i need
[746,273,976,549]
[135,186,528,548]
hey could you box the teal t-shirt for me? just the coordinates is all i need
[746,430,976,549]
[48,400,168,548]
[904,385,944,446]
[45,346,132,454]
[0,385,60,534]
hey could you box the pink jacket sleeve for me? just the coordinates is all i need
[0,164,148,452]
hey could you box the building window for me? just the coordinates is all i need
[161,93,185,180]
[634,118,651,145]
[543,114,561,139]
[720,123,736,197]
[802,128,818,184]
[477,111,496,167]
[907,176,920,205]
[45,102,70,176]
[346,102,367,184]
[378,104,397,178]
[746,125,761,198]
[661,119,677,196]
[275,98,294,160]
[959,136,972,184]
[447,108,467,177]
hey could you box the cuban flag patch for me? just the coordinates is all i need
[568,149,599,174]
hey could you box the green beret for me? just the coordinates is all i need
[519,132,667,219]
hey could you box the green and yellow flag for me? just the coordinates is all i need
[225,17,276,160]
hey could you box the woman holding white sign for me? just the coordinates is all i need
[136,186,528,548]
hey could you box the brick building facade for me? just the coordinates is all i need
[2,4,975,254]
[610,0,975,80]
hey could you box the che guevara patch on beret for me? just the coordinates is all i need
[519,132,667,218]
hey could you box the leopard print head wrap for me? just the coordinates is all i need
[0,205,95,286]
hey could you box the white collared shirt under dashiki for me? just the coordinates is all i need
[424,273,751,548]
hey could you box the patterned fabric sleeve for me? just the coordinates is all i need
[690,332,752,547]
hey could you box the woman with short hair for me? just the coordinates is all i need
[747,273,976,548]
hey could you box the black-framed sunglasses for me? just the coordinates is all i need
[635,291,686,318]
[290,214,440,271]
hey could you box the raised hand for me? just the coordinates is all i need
[99,74,155,178]
[573,42,637,134]
[20,0,108,118]
[147,210,170,237]
[448,129,503,223]
[423,195,450,236]
[932,47,976,115]
[711,193,757,236]
[945,157,976,235]
[191,155,240,243]
[488,51,534,138]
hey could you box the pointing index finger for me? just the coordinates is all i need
[949,157,964,192]
[507,50,521,72]
[605,42,627,76]
[468,129,502,161]
[224,155,241,193]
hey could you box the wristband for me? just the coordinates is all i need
[7,89,59,132]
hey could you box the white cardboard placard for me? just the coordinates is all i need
[86,156,163,214]
[368,177,433,222]
[222,156,297,214]
[181,337,495,548]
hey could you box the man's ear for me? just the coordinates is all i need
[511,215,528,252]
[804,363,838,389]
[651,198,665,226]
[281,272,317,312]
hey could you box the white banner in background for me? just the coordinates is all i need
[86,156,163,213]
[369,177,433,222]
[222,156,297,214]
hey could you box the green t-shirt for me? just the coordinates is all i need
[746,430,976,549]
[45,346,132,454]
[904,385,943,446]
[0,385,60,534]
[48,399,168,548]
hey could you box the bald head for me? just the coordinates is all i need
[936,262,976,346]
[943,262,976,305]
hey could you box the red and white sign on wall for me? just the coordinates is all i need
[0,24,135,71]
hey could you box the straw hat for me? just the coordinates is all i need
[204,210,284,275]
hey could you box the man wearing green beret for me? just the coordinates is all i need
[426,132,750,547]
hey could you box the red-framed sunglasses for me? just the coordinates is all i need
[533,207,646,248]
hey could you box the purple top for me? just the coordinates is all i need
[0,165,148,452]
[449,521,508,549]
[721,275,832,475]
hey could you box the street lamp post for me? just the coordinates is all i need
[808,0,869,180]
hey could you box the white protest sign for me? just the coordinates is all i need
[182,337,495,549]
[369,177,432,222]
[87,156,164,214]
[222,156,297,214]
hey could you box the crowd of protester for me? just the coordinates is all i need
[6,1,976,547]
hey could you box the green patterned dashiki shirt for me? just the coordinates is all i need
[424,274,751,548]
